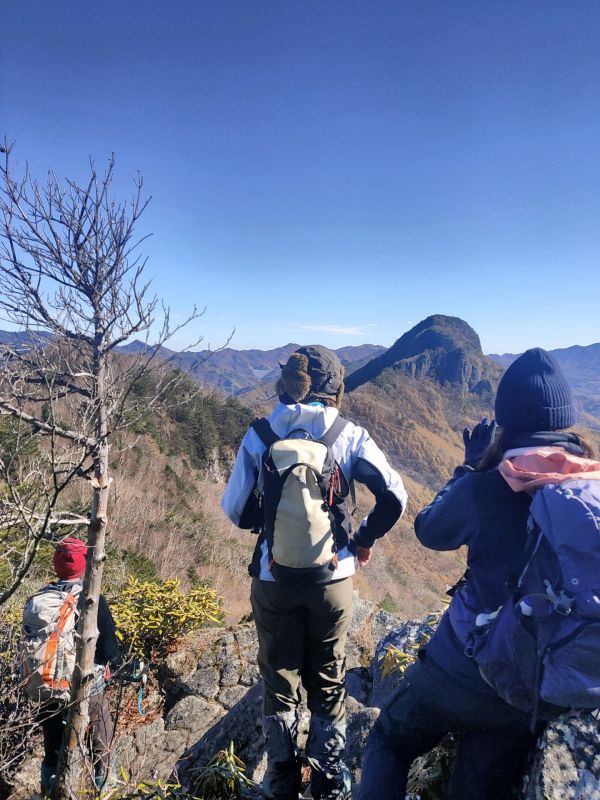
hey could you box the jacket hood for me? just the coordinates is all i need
[499,447,600,493]
[267,402,340,440]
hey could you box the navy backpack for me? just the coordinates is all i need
[468,479,600,720]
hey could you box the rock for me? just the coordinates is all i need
[219,685,251,710]
[239,661,261,686]
[174,682,265,790]
[345,698,380,785]
[178,667,220,699]
[165,695,223,737]
[346,668,371,705]
[369,617,437,708]
[522,712,600,800]
[113,718,173,782]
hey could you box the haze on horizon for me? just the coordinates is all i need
[2,2,600,356]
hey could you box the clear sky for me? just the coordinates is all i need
[2,1,600,355]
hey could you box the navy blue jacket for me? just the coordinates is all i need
[414,465,532,684]
[414,430,587,689]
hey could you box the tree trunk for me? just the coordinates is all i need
[54,349,110,799]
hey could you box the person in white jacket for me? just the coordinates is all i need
[222,345,407,800]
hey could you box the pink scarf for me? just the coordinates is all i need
[498,447,600,493]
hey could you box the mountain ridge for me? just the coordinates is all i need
[345,314,502,396]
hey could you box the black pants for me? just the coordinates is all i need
[40,693,114,774]
[358,653,539,800]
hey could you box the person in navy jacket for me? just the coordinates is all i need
[358,348,595,800]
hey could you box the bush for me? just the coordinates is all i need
[189,742,255,800]
[110,576,222,658]
[0,587,39,793]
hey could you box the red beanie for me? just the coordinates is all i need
[53,537,88,581]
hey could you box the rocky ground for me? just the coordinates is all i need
[8,595,599,799]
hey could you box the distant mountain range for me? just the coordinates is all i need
[118,341,387,395]
[0,330,384,396]
[2,324,598,427]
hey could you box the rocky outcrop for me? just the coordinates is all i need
[8,597,599,798]
[522,713,600,800]
[345,315,502,395]
[171,600,599,799]
[168,596,397,793]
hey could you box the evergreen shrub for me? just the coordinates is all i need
[111,576,222,658]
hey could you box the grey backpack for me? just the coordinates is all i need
[19,583,81,703]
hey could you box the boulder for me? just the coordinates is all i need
[522,712,600,800]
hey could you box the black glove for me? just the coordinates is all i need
[462,417,497,467]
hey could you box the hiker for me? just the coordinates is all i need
[21,537,123,794]
[222,345,407,800]
[358,348,600,800]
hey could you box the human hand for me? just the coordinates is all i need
[462,417,497,467]
[354,545,372,566]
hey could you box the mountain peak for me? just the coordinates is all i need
[345,315,499,393]
[408,314,483,352]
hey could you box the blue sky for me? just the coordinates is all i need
[2,1,600,355]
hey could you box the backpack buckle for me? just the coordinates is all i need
[544,581,574,615]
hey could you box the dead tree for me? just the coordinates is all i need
[0,140,200,798]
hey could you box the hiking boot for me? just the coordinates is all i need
[94,765,109,793]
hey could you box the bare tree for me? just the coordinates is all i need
[0,140,201,798]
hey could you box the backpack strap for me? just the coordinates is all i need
[42,591,78,690]
[318,414,349,449]
[251,418,279,449]
[320,415,356,512]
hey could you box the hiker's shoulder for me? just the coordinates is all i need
[453,465,507,491]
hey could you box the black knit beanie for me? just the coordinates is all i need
[495,348,576,433]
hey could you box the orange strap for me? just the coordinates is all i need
[41,592,77,689]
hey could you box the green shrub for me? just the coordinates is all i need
[111,576,222,658]
[378,593,399,615]
[189,742,255,800]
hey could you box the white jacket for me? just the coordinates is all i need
[221,402,407,581]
